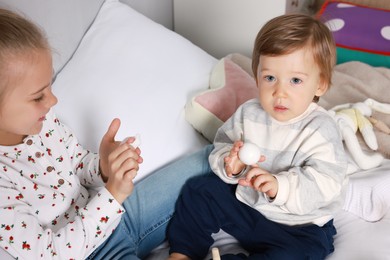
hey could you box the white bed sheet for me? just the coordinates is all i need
[328,158,390,260]
[329,210,390,260]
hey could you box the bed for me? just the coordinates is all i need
[0,0,388,259]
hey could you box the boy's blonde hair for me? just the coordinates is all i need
[0,8,49,97]
[252,14,336,99]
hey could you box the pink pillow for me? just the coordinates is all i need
[185,54,258,142]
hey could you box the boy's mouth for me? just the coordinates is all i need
[274,105,288,112]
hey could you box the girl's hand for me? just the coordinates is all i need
[224,140,246,177]
[238,166,278,199]
[104,141,141,204]
[99,119,143,203]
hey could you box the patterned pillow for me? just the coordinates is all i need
[318,0,390,67]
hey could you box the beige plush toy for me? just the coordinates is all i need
[329,98,390,172]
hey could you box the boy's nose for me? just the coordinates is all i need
[273,82,287,98]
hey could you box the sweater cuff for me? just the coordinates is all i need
[87,187,126,226]
[270,174,289,206]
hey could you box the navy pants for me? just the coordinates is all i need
[167,175,336,260]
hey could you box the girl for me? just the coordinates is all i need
[0,8,212,259]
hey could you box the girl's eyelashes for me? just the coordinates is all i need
[34,95,44,102]
[32,85,52,102]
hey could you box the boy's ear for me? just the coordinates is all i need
[315,79,328,97]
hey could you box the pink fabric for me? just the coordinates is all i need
[194,59,258,122]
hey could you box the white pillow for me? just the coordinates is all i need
[53,0,216,181]
[0,0,105,73]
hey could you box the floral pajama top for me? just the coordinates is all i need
[0,110,125,259]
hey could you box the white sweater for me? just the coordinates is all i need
[209,99,348,226]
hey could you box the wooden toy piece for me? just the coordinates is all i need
[212,247,221,260]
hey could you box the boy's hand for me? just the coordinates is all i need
[224,140,246,177]
[99,119,143,204]
[238,166,278,199]
[224,140,265,177]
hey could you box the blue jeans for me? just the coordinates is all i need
[87,145,213,260]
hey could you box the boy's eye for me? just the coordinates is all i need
[290,78,302,84]
[264,75,275,82]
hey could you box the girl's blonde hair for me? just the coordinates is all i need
[252,14,336,100]
[0,8,50,98]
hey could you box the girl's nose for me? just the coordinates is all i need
[47,91,58,108]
